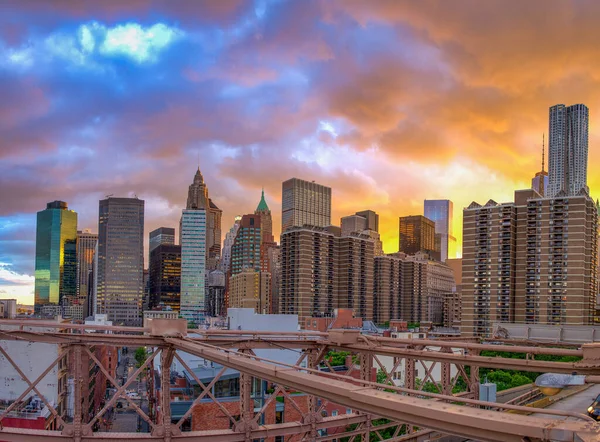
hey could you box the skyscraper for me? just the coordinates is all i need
[180,209,207,325]
[281,178,331,234]
[424,200,456,261]
[34,201,78,312]
[149,227,175,253]
[399,215,438,260]
[96,197,144,326]
[228,268,271,314]
[149,244,181,311]
[547,104,589,197]
[219,216,241,274]
[76,229,97,316]
[355,210,379,232]
[340,215,367,237]
[185,168,221,270]
[230,214,262,276]
[255,189,273,243]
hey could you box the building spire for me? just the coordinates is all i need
[541,133,545,173]
[255,188,270,213]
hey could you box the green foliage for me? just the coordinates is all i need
[324,351,350,367]
[407,322,420,329]
[134,347,146,368]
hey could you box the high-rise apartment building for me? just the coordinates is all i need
[149,244,181,311]
[228,268,271,314]
[185,168,221,270]
[374,253,454,325]
[96,197,144,326]
[280,226,374,319]
[547,104,589,197]
[341,210,383,256]
[230,214,262,276]
[424,200,457,261]
[399,215,439,260]
[281,178,331,233]
[34,201,78,312]
[280,226,336,318]
[336,234,375,320]
[462,190,598,336]
[149,227,175,253]
[76,229,97,316]
[180,209,207,325]
[267,245,281,314]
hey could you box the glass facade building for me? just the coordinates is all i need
[96,197,145,326]
[424,199,456,261]
[34,201,78,311]
[149,244,181,311]
[398,215,439,260]
[180,209,207,325]
[149,227,175,253]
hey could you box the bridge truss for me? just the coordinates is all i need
[0,320,599,442]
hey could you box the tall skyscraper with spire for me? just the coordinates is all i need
[547,104,589,197]
[532,134,549,197]
[255,189,273,244]
[185,167,222,270]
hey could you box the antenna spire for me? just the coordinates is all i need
[541,133,545,173]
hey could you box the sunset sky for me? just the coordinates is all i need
[2,0,600,304]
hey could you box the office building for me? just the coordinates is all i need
[219,216,241,274]
[399,215,439,260]
[424,200,456,262]
[547,104,589,197]
[267,245,281,314]
[255,189,273,243]
[356,210,379,232]
[185,168,221,270]
[34,201,78,312]
[76,230,97,315]
[96,197,144,326]
[149,227,175,253]
[281,178,331,233]
[180,209,207,325]
[280,226,374,319]
[149,244,181,311]
[341,215,367,237]
[228,268,271,314]
[462,190,598,337]
[230,214,262,276]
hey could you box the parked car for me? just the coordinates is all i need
[587,394,600,420]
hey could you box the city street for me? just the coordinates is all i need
[102,347,150,433]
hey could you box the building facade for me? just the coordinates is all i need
[230,214,262,276]
[547,104,589,197]
[34,201,78,312]
[399,215,439,260]
[149,244,181,311]
[180,209,207,325]
[206,270,226,317]
[281,178,331,233]
[219,216,241,274]
[355,210,379,232]
[280,226,375,319]
[96,197,144,326]
[149,227,175,253]
[340,215,367,237]
[76,229,97,316]
[462,190,598,336]
[228,268,271,314]
[185,168,221,270]
[424,200,456,262]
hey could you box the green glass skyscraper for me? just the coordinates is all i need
[34,201,78,312]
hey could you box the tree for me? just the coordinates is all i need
[134,347,146,368]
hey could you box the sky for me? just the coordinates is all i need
[2,0,600,305]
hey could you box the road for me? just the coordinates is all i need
[530,384,600,421]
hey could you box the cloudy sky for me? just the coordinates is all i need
[2,0,600,304]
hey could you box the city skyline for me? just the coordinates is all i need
[4,1,600,304]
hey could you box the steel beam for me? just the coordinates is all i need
[168,338,600,442]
